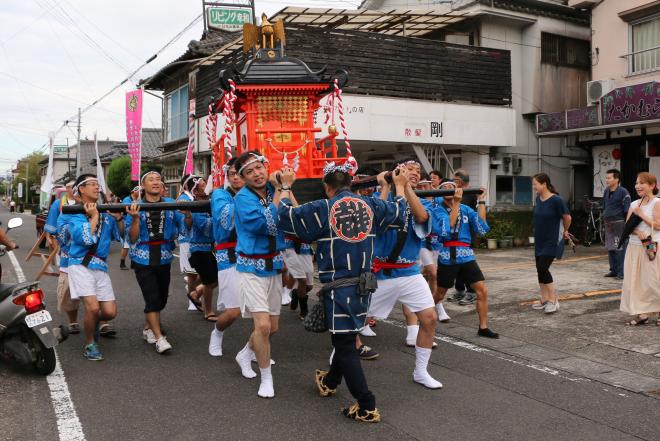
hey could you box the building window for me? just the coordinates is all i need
[541,32,590,69]
[630,15,660,74]
[496,176,532,205]
[165,85,189,142]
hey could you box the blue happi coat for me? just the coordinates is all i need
[125,198,183,266]
[44,199,62,235]
[422,198,442,251]
[63,212,121,272]
[176,192,193,244]
[190,207,213,253]
[373,192,431,280]
[234,184,285,277]
[211,188,238,271]
[433,202,489,265]
[279,189,407,333]
[56,213,73,270]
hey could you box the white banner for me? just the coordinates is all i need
[94,132,108,194]
[40,134,55,194]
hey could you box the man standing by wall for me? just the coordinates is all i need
[602,169,630,280]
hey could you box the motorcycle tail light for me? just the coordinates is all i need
[13,289,45,314]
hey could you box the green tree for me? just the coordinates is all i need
[14,152,46,205]
[107,156,132,198]
[107,156,163,199]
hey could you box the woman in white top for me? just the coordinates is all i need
[620,172,660,326]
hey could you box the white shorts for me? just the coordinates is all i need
[122,239,130,249]
[283,249,314,285]
[67,265,115,302]
[368,274,435,319]
[419,248,439,267]
[178,242,196,274]
[217,266,240,311]
[239,272,282,318]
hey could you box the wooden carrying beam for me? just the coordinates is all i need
[25,231,59,280]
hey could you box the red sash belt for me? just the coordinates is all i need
[443,241,471,247]
[85,253,106,261]
[372,259,415,273]
[138,240,172,246]
[284,235,307,244]
[215,242,237,251]
[239,252,279,259]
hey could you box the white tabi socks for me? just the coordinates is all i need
[436,303,451,322]
[413,346,443,389]
[209,328,223,357]
[406,325,420,347]
[258,367,275,398]
[235,343,257,379]
[281,286,292,305]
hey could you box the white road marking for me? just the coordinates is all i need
[381,318,587,383]
[7,250,86,441]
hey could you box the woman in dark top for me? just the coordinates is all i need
[532,173,571,314]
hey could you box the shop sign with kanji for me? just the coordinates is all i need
[207,7,252,31]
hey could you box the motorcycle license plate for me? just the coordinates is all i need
[25,310,52,328]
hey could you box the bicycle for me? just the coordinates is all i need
[582,195,604,247]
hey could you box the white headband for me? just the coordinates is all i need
[238,154,268,176]
[439,181,457,190]
[73,177,98,196]
[140,170,161,183]
[182,174,202,192]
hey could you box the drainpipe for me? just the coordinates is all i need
[537,136,542,173]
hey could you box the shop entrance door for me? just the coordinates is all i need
[620,141,648,196]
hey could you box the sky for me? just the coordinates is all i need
[0,0,361,174]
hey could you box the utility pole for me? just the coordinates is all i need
[25,159,29,206]
[75,107,82,177]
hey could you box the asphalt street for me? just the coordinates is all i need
[1,207,658,441]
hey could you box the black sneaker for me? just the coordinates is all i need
[342,403,381,423]
[290,289,299,311]
[604,272,616,277]
[298,295,309,320]
[99,323,117,338]
[358,345,379,360]
[477,327,499,339]
[458,292,476,306]
[448,291,465,303]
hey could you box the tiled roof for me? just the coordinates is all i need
[141,30,240,90]
[95,128,163,163]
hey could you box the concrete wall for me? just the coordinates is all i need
[591,0,660,87]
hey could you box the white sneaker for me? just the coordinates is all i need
[544,301,559,314]
[532,301,548,310]
[413,370,443,389]
[360,326,377,337]
[209,328,223,357]
[155,336,172,353]
[142,328,156,344]
[236,347,257,379]
[281,287,292,305]
[187,299,198,311]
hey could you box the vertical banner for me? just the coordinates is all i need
[40,133,54,194]
[94,132,108,194]
[183,98,196,176]
[125,89,143,181]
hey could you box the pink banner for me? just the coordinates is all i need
[125,89,143,181]
[184,98,196,175]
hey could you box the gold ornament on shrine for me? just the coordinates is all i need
[243,13,286,55]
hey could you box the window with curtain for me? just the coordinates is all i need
[165,85,189,142]
[631,16,660,74]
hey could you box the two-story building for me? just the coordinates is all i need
[537,0,660,200]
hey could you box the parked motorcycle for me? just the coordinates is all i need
[0,217,68,375]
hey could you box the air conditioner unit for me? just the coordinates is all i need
[586,79,616,104]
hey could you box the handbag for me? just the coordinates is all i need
[303,300,328,333]
[642,212,657,261]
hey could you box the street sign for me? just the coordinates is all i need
[17,182,23,198]
[207,7,252,31]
